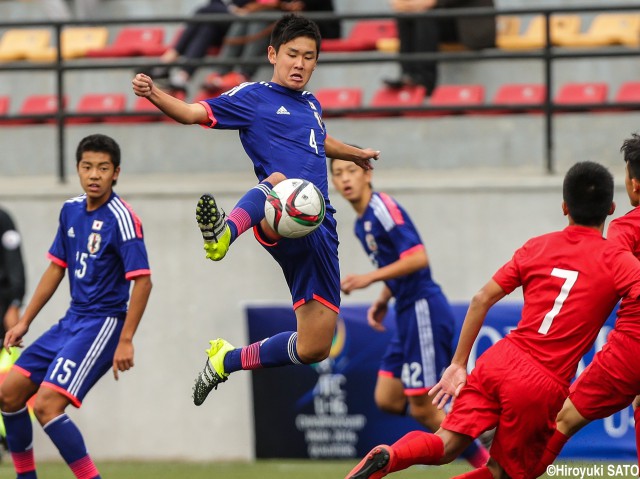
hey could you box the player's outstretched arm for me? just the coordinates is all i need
[325,135,378,170]
[113,274,152,380]
[4,262,65,352]
[132,73,209,125]
[451,279,506,368]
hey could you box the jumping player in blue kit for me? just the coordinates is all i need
[330,158,490,470]
[132,14,379,406]
[0,134,152,479]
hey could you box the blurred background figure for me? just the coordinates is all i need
[385,0,495,96]
[144,0,254,93]
[202,0,340,95]
[0,204,26,461]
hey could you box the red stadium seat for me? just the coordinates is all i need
[368,85,427,116]
[314,88,363,117]
[488,83,547,114]
[86,27,166,58]
[554,82,608,111]
[115,96,163,123]
[614,82,640,104]
[427,84,485,116]
[322,20,397,52]
[0,96,9,125]
[15,94,67,124]
[0,96,8,115]
[70,93,127,124]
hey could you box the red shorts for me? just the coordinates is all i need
[570,330,640,420]
[442,339,567,479]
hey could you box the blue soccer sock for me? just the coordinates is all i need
[226,181,273,243]
[223,331,303,373]
[43,414,101,479]
[2,407,37,478]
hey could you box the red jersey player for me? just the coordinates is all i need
[344,161,640,479]
[529,134,640,477]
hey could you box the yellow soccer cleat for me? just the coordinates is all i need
[195,193,231,261]
[192,338,234,406]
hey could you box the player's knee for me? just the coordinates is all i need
[0,385,25,413]
[375,397,405,416]
[265,172,286,186]
[297,344,330,364]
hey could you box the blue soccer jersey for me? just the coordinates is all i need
[47,192,151,316]
[200,81,334,214]
[355,192,443,311]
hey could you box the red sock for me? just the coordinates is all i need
[465,444,490,468]
[451,466,494,479]
[531,429,569,478]
[389,431,445,472]
[634,408,640,468]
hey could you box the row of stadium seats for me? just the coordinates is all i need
[2,81,640,124]
[317,81,640,116]
[1,12,639,63]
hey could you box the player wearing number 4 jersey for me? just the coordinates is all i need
[346,161,640,479]
[132,14,379,407]
[0,134,152,479]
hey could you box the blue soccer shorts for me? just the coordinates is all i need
[14,312,124,407]
[254,212,340,313]
[379,295,454,395]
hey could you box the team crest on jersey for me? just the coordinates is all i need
[365,233,377,252]
[87,232,101,254]
[92,219,103,231]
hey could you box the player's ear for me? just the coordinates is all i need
[268,46,277,65]
[561,201,569,217]
[609,201,616,216]
[632,177,640,193]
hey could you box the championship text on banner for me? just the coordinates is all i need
[247,303,633,460]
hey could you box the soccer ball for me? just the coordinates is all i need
[264,178,326,238]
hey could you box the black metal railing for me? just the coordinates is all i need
[2,5,640,181]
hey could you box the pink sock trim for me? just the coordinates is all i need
[69,455,100,479]
[228,208,251,236]
[241,342,262,370]
[12,449,36,474]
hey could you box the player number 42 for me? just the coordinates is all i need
[538,268,578,335]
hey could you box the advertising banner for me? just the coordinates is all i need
[247,303,634,459]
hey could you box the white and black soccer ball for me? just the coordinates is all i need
[264,178,326,239]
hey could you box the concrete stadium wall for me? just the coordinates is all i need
[0,164,633,461]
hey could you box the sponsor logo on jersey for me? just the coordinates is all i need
[276,106,290,115]
[87,233,101,254]
[92,220,103,231]
[67,227,75,238]
[364,221,372,232]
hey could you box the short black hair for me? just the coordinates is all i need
[76,133,121,185]
[270,13,322,56]
[563,161,614,226]
[620,133,640,180]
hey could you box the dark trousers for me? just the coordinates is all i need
[174,2,232,75]
[397,16,458,95]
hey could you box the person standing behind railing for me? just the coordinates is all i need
[384,0,496,96]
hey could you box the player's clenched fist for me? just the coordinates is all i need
[132,73,154,97]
